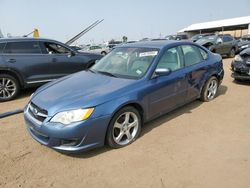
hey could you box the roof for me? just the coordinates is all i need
[0,37,60,43]
[117,40,183,49]
[179,16,250,32]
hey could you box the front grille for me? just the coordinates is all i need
[28,102,48,124]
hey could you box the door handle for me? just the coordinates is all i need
[7,59,16,63]
[52,58,57,62]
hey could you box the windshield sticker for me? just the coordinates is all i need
[136,69,142,75]
[139,51,158,57]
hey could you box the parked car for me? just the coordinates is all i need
[196,35,238,57]
[0,38,102,101]
[190,33,213,42]
[175,34,189,40]
[165,35,177,40]
[108,41,123,49]
[231,47,250,81]
[24,40,224,153]
[237,35,250,53]
[82,45,109,55]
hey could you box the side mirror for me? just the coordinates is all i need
[216,38,223,45]
[67,51,76,58]
[154,68,171,77]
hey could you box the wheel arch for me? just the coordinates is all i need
[0,69,24,88]
[104,101,145,145]
[111,102,145,123]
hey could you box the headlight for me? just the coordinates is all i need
[50,108,94,125]
[234,55,243,62]
[241,44,249,49]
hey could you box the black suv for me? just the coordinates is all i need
[196,35,238,57]
[0,38,102,101]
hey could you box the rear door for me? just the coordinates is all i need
[2,41,53,84]
[222,36,233,54]
[39,41,89,78]
[147,46,188,119]
[181,45,209,100]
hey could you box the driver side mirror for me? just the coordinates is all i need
[67,51,76,58]
[216,38,223,45]
[154,68,171,78]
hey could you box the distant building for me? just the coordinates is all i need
[179,16,250,39]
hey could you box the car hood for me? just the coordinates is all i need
[196,40,215,46]
[31,71,136,116]
[240,48,250,56]
[238,41,250,47]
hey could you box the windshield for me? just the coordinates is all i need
[196,35,217,43]
[90,47,159,79]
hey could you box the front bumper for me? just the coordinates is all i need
[231,72,250,80]
[231,61,250,81]
[24,106,111,153]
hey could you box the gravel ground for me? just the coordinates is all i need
[0,58,249,188]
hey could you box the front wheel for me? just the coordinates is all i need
[200,76,218,102]
[229,48,235,58]
[106,106,142,149]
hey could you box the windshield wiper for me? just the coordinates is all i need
[97,71,117,77]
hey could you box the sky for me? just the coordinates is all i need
[0,0,249,45]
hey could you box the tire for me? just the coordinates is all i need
[0,74,20,102]
[200,76,218,102]
[101,51,107,55]
[228,48,235,58]
[106,106,142,149]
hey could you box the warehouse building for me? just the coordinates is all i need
[179,16,250,39]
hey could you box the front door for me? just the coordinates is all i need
[147,46,188,119]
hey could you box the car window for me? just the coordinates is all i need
[222,36,233,42]
[156,46,183,71]
[0,43,6,53]
[4,41,41,54]
[199,48,208,60]
[182,45,203,66]
[43,42,71,54]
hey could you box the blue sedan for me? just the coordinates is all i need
[24,41,224,153]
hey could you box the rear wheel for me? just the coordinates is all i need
[0,74,20,102]
[200,76,218,102]
[106,106,141,148]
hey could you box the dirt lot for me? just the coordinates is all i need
[0,58,249,188]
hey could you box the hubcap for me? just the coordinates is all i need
[206,79,218,100]
[113,112,139,146]
[0,78,16,99]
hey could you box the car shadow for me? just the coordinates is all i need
[68,85,228,159]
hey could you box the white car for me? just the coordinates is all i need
[83,45,109,55]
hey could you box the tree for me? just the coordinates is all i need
[122,36,128,43]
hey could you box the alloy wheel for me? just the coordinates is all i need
[0,77,17,100]
[112,112,139,146]
[206,79,218,100]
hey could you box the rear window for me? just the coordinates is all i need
[4,41,41,54]
[0,43,6,53]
